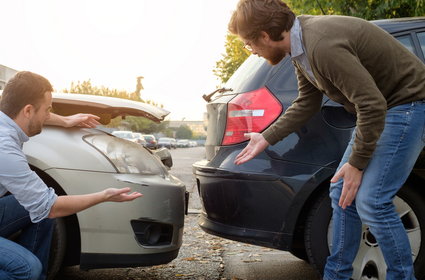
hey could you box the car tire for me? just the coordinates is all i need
[47,217,67,280]
[304,185,425,279]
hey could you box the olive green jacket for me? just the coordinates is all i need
[262,15,425,169]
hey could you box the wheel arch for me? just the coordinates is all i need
[30,165,82,266]
[405,171,425,199]
[287,173,332,258]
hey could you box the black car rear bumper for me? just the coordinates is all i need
[194,162,297,250]
[199,214,292,250]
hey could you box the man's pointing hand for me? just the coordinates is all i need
[234,132,270,165]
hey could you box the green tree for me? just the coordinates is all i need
[63,79,164,108]
[64,80,141,101]
[214,0,424,82]
[163,128,175,138]
[288,0,425,20]
[213,33,251,84]
[176,125,193,139]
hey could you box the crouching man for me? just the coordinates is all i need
[0,71,142,280]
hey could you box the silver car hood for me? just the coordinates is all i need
[52,93,170,123]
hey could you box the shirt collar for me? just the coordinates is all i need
[290,17,304,58]
[0,111,29,144]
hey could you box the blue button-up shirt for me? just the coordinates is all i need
[0,111,57,223]
[290,17,316,83]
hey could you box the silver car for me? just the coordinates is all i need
[22,93,187,278]
[111,130,139,142]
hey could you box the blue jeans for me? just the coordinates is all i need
[0,195,55,280]
[324,101,425,280]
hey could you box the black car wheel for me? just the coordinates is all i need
[305,185,425,279]
[47,218,67,280]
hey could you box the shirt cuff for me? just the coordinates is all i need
[348,154,370,170]
[30,188,58,223]
[261,127,281,145]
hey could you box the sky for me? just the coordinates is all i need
[0,0,240,121]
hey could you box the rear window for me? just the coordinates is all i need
[225,55,289,94]
[225,55,268,93]
[396,35,415,54]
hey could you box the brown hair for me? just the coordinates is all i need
[0,71,53,119]
[229,0,295,42]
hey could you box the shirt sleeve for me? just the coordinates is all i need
[312,41,387,169]
[0,146,58,223]
[262,62,323,145]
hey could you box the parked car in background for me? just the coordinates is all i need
[189,141,198,147]
[158,137,177,149]
[133,132,148,146]
[193,18,425,280]
[142,134,158,149]
[112,130,138,143]
[177,139,190,148]
[9,92,188,279]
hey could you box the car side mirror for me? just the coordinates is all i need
[153,147,173,168]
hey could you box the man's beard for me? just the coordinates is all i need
[266,49,286,65]
[27,120,42,137]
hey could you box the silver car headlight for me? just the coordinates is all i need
[84,134,167,176]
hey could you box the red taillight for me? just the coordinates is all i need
[222,87,283,145]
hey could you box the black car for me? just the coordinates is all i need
[194,18,425,280]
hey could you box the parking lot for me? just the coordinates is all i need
[58,146,318,280]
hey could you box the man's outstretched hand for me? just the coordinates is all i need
[62,113,101,128]
[234,132,269,165]
[103,187,143,202]
[46,113,101,128]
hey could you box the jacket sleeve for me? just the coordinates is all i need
[312,41,387,170]
[262,62,323,145]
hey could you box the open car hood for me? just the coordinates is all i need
[0,91,169,124]
[51,93,169,124]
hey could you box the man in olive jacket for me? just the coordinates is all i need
[230,0,425,279]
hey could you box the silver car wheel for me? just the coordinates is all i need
[327,196,421,279]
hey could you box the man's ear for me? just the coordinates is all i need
[259,31,270,42]
[21,104,34,119]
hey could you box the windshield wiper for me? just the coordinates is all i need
[202,87,233,102]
